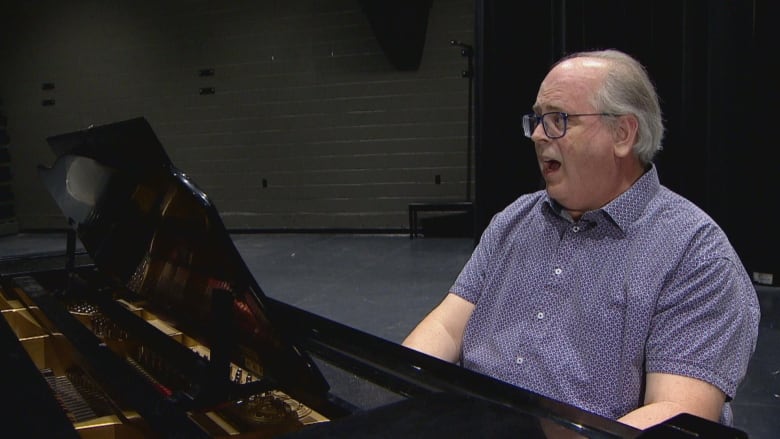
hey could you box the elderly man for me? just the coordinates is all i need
[403,49,759,430]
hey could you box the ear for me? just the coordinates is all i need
[613,114,639,158]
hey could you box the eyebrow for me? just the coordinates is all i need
[532,104,565,114]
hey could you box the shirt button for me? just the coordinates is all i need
[554,267,562,275]
[515,356,524,365]
[572,226,580,232]
[536,312,545,319]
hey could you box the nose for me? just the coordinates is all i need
[530,121,548,143]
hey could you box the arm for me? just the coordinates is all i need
[402,293,475,363]
[618,372,726,430]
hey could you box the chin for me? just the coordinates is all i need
[544,184,564,200]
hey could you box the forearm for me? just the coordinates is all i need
[619,373,724,430]
[618,401,690,430]
[402,319,461,363]
[402,293,474,363]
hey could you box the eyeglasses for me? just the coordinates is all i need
[522,112,619,139]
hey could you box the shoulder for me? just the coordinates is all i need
[623,184,750,296]
[475,190,548,253]
[491,190,547,227]
[645,186,735,257]
[647,186,755,308]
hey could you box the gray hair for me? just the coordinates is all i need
[558,49,664,165]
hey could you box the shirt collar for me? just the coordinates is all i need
[543,164,660,232]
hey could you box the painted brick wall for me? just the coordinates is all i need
[0,0,474,230]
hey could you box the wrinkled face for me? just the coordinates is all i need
[531,58,622,218]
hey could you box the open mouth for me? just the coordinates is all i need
[543,159,561,173]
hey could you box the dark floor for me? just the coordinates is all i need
[1,232,778,438]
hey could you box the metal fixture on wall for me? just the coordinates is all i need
[451,40,474,203]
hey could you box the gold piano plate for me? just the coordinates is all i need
[1,280,329,438]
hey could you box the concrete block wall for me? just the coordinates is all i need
[0,0,474,230]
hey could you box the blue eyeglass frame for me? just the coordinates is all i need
[522,112,619,139]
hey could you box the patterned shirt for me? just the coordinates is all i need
[452,165,760,423]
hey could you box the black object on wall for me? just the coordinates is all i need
[359,0,433,70]
[473,0,777,284]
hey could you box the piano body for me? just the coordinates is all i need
[0,118,748,438]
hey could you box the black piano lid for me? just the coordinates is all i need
[38,117,330,403]
[31,117,750,438]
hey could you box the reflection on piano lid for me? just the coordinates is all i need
[37,117,330,403]
[0,117,749,437]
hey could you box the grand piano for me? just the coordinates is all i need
[0,118,748,438]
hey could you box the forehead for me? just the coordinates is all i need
[534,57,609,112]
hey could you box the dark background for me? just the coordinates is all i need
[0,0,776,284]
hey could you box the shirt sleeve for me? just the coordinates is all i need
[645,243,760,398]
[450,211,503,304]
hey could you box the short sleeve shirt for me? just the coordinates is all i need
[452,165,760,423]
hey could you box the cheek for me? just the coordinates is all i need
[562,137,613,182]
[571,131,614,162]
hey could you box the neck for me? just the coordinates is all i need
[563,160,648,221]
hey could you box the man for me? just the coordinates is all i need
[402,49,759,430]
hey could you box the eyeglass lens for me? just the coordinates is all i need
[523,113,566,139]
